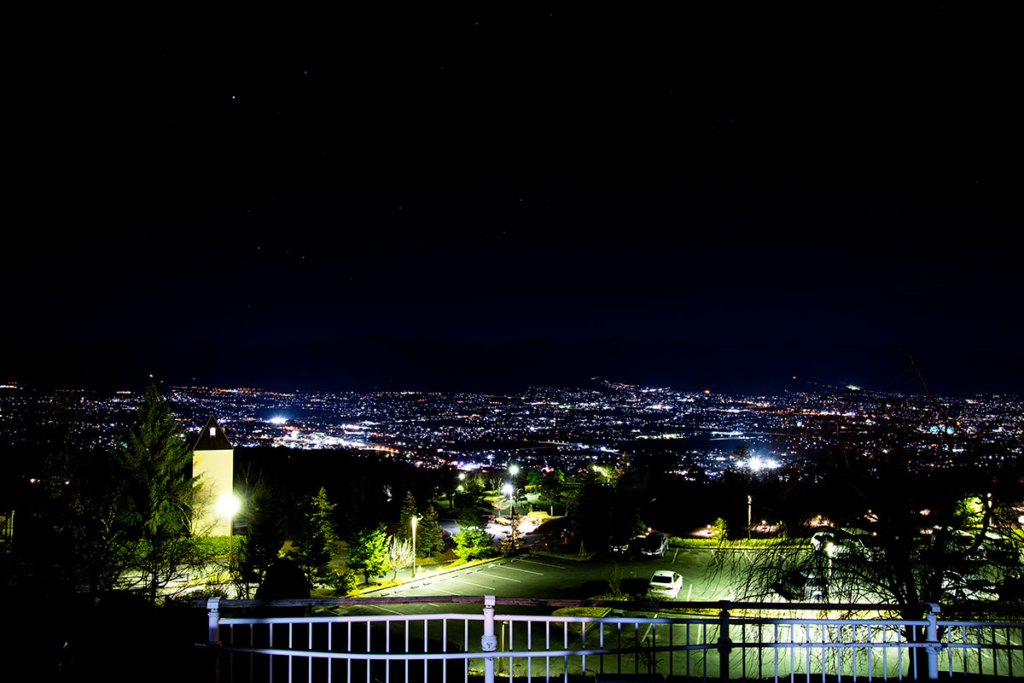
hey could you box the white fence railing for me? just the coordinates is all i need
[201,596,1023,682]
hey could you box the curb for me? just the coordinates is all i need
[353,555,514,597]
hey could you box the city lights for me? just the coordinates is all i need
[744,456,780,472]
[1,384,1018,484]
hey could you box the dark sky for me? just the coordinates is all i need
[5,5,1021,395]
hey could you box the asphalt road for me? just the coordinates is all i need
[328,548,735,618]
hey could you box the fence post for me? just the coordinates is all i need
[923,602,941,680]
[718,600,733,680]
[481,595,497,683]
[207,597,222,683]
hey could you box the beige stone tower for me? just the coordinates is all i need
[192,416,235,537]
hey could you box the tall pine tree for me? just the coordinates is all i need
[288,487,339,587]
[348,523,389,584]
[417,504,444,556]
[114,385,209,602]
[398,490,418,541]
[453,509,493,563]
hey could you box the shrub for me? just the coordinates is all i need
[331,567,359,594]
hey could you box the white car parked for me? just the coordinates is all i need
[648,570,684,599]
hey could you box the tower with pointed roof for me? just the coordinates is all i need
[192,416,235,537]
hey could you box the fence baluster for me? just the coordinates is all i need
[196,598,1022,683]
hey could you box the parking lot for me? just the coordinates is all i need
[329,548,736,618]
[319,550,743,680]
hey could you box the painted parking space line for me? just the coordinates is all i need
[402,582,462,596]
[469,571,520,583]
[373,605,405,616]
[641,615,658,642]
[517,559,567,569]
[490,565,544,575]
[448,577,496,590]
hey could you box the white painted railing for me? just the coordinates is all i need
[201,597,1023,682]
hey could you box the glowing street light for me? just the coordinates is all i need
[507,465,520,514]
[502,483,514,515]
[217,493,240,527]
[217,493,241,556]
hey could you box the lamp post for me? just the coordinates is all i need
[502,483,514,516]
[508,465,519,510]
[411,515,418,578]
[217,493,241,560]
[747,494,752,540]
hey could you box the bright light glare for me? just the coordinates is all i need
[509,465,520,476]
[217,493,240,517]
[502,483,513,495]
[745,456,780,472]
[268,416,288,425]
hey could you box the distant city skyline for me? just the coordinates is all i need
[4,382,1017,478]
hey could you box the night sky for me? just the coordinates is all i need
[5,6,1021,395]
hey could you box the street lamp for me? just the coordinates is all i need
[411,515,418,578]
[502,483,514,515]
[217,493,241,557]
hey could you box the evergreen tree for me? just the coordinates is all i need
[114,385,210,602]
[417,503,444,555]
[288,487,339,587]
[347,523,389,584]
[453,509,493,562]
[398,490,418,541]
